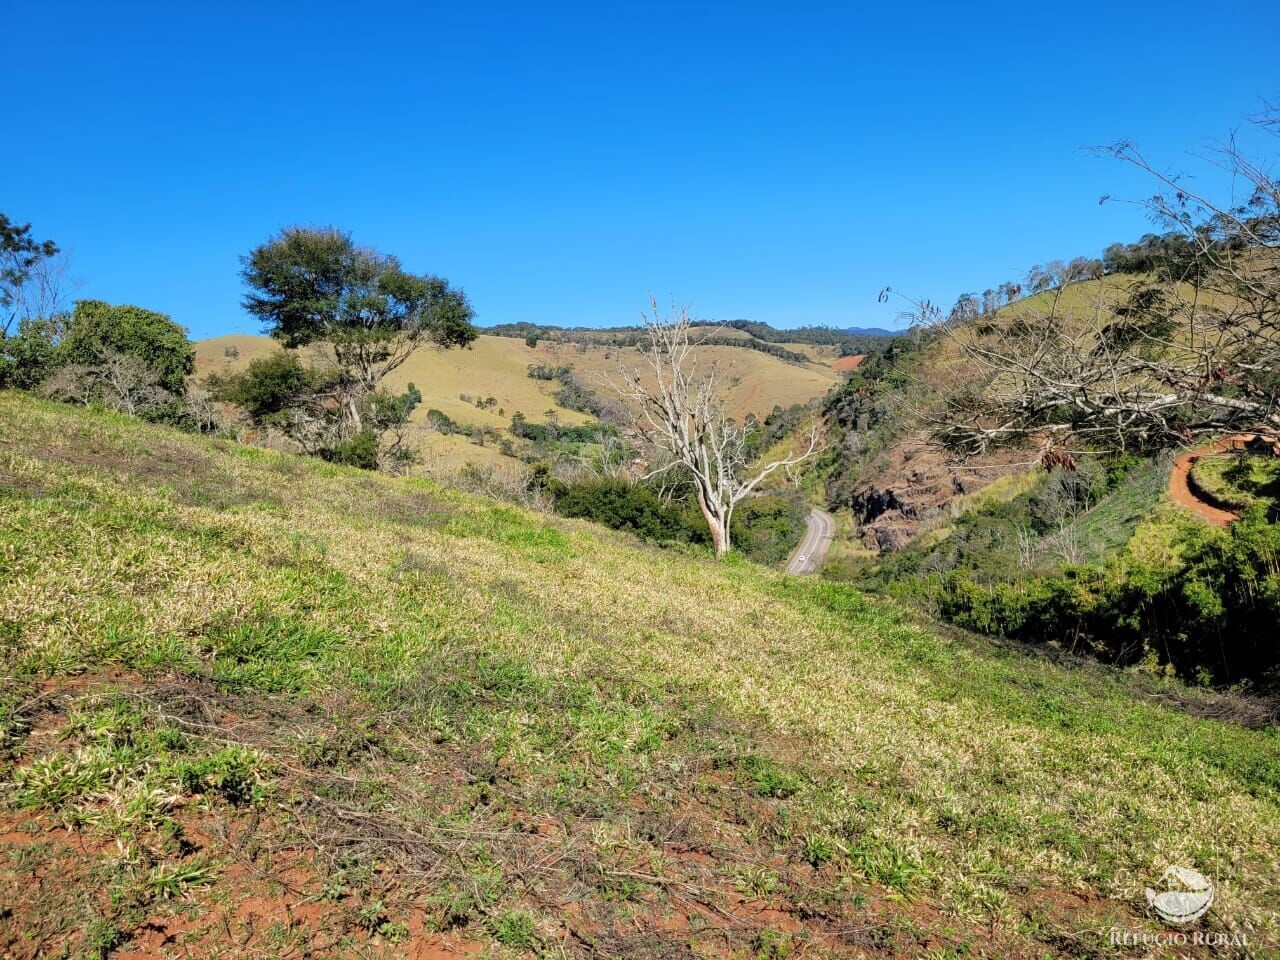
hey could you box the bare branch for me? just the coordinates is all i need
[605,300,823,555]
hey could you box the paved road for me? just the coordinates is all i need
[785,507,835,575]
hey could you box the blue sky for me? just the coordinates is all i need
[5,1,1277,338]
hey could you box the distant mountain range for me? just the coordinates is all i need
[843,326,900,337]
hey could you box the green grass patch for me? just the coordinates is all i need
[1191,452,1280,516]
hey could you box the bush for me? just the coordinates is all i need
[319,430,380,470]
[731,495,808,566]
[59,300,194,394]
[425,408,461,435]
[509,412,610,444]
[550,478,708,545]
[40,349,189,424]
[208,351,323,421]
[936,512,1280,686]
[0,315,63,389]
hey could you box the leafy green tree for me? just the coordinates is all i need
[241,227,476,435]
[59,300,195,393]
[0,315,65,388]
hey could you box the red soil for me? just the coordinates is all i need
[1168,433,1276,527]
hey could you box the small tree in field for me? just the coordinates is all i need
[607,301,821,556]
[240,227,476,445]
[1,215,77,389]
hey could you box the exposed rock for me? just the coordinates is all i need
[843,431,1030,551]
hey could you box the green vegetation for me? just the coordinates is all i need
[1,393,1277,956]
[934,508,1280,684]
[206,350,319,421]
[1191,453,1280,518]
[0,297,200,427]
[545,476,708,544]
[208,350,425,470]
[487,317,902,358]
[820,336,923,507]
[730,494,809,565]
[233,226,476,470]
[835,447,1280,686]
[508,411,607,444]
[58,300,195,394]
[539,474,806,565]
[524,362,625,422]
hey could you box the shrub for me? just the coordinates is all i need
[59,300,194,394]
[319,430,380,470]
[0,315,63,389]
[208,351,322,421]
[731,495,808,566]
[550,478,707,545]
[425,408,460,435]
[935,513,1280,686]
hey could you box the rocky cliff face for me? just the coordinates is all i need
[845,432,1027,551]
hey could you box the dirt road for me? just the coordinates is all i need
[1167,435,1271,527]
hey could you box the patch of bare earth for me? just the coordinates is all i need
[847,432,1030,549]
[0,672,1153,958]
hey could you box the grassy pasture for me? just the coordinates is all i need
[1,393,1277,957]
[1191,453,1280,516]
[195,333,841,430]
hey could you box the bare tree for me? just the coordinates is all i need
[182,382,223,434]
[2,215,60,337]
[606,300,821,556]
[40,348,173,416]
[11,251,77,326]
[1014,524,1038,569]
[920,110,1280,457]
[573,430,631,480]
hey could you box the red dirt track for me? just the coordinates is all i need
[1168,434,1276,527]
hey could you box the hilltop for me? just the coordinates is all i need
[2,392,1277,957]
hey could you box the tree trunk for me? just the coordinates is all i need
[705,514,729,556]
[345,393,364,433]
[694,486,731,556]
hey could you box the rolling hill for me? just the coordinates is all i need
[1,392,1277,957]
[195,332,843,477]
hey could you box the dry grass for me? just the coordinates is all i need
[194,333,840,428]
[193,333,839,481]
[2,393,1278,957]
[194,334,593,432]
[553,341,840,420]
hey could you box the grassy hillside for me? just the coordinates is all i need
[197,333,841,427]
[2,393,1278,958]
[196,334,841,481]
[537,340,841,420]
[196,334,596,431]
